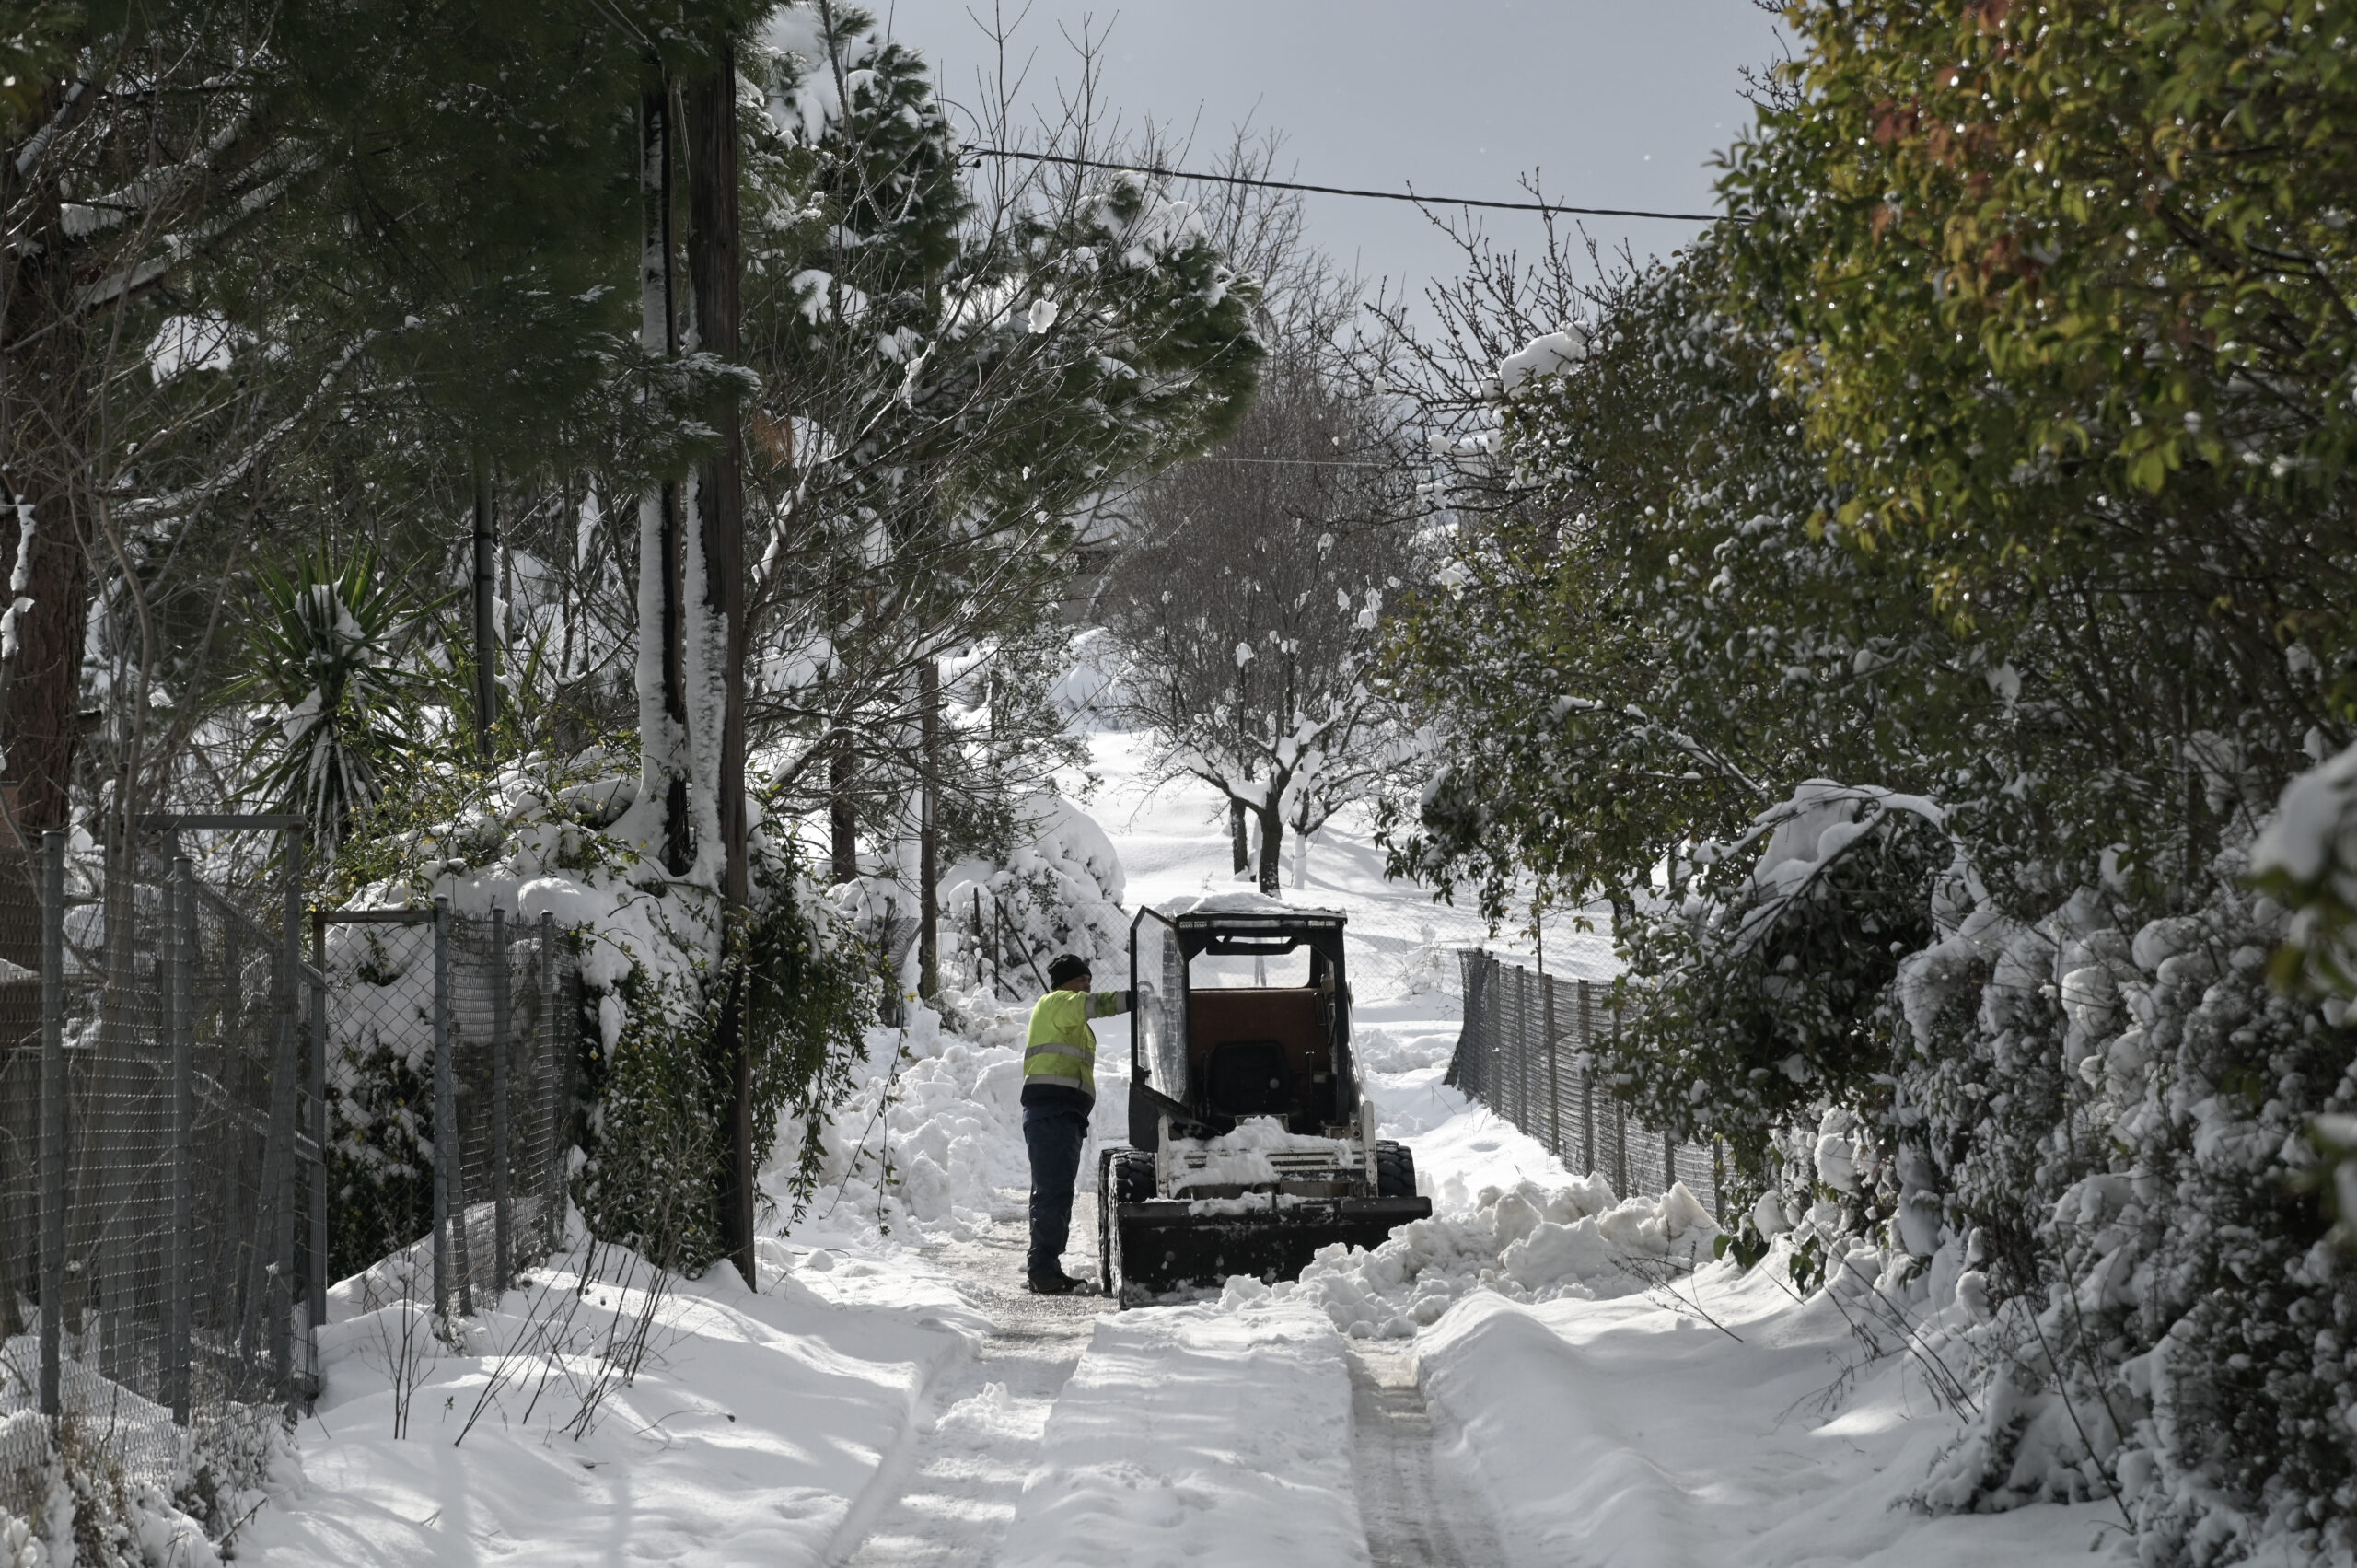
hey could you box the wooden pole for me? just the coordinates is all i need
[688,40,754,1289]
[918,659,940,998]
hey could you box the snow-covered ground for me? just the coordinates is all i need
[244,731,2107,1567]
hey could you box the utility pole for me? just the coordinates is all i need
[686,41,754,1288]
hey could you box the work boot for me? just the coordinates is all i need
[1025,1270,1087,1295]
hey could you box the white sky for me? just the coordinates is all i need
[881,1,1782,315]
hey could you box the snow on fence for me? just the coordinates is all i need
[0,830,580,1520]
[1447,951,1727,1219]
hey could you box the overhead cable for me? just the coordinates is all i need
[964,145,1736,224]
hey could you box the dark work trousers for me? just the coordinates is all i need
[1023,1100,1090,1281]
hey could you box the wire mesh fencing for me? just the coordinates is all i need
[1448,950,1728,1218]
[1342,901,1493,1005]
[0,822,318,1519]
[0,834,583,1524]
[319,900,581,1318]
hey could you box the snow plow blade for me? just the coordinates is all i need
[1106,1197,1431,1307]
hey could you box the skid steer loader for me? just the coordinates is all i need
[1096,896,1430,1306]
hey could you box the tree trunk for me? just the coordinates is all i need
[686,44,753,1287]
[1256,801,1283,895]
[0,171,92,841]
[470,448,497,760]
[830,734,858,882]
[636,79,693,877]
[1229,797,1248,876]
[0,474,88,838]
[918,656,939,998]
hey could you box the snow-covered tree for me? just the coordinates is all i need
[1373,8,2357,1551]
[737,4,1263,979]
[1103,347,1417,893]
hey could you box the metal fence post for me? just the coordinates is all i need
[263,837,304,1391]
[1576,980,1596,1177]
[492,906,511,1292]
[1512,966,1528,1128]
[169,856,196,1423]
[1543,972,1561,1158]
[1486,960,1502,1104]
[1472,954,1490,1101]
[308,913,330,1386]
[432,897,452,1319]
[540,911,563,1257]
[1612,994,1631,1192]
[1612,993,1631,1196]
[39,831,64,1420]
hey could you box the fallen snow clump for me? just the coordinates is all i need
[1167,1116,1355,1191]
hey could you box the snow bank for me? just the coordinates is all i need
[1420,1260,2109,1568]
[998,1300,1368,1568]
[1222,1175,1719,1341]
[245,1236,974,1568]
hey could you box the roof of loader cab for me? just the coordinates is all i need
[1146,892,1346,930]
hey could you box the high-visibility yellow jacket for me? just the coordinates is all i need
[1024,987,1128,1098]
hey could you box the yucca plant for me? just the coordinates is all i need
[229,545,424,856]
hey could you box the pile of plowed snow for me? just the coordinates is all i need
[1224,1174,1721,1339]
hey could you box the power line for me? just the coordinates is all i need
[1194,455,1393,469]
[964,146,1736,225]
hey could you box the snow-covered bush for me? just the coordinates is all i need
[1608,781,1951,1274]
[1607,775,2357,1562]
[770,997,1029,1237]
[939,793,1127,980]
[563,842,875,1272]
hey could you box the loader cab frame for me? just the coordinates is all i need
[1125,904,1353,1151]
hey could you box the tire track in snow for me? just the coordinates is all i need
[830,1206,1111,1566]
[1348,1343,1506,1568]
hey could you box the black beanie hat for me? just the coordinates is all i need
[1047,953,1090,987]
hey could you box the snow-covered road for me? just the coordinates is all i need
[245,735,2108,1568]
[832,1226,1105,1567]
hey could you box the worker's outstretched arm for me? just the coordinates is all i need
[1090,989,1132,1017]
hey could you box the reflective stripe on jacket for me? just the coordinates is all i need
[1024,988,1126,1098]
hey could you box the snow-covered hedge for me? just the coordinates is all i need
[1602,777,2357,1564]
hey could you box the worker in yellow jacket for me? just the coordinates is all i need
[1022,953,1132,1293]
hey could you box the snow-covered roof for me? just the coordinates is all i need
[1148,891,1346,922]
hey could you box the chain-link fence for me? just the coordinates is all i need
[0,831,582,1522]
[1448,950,1728,1217]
